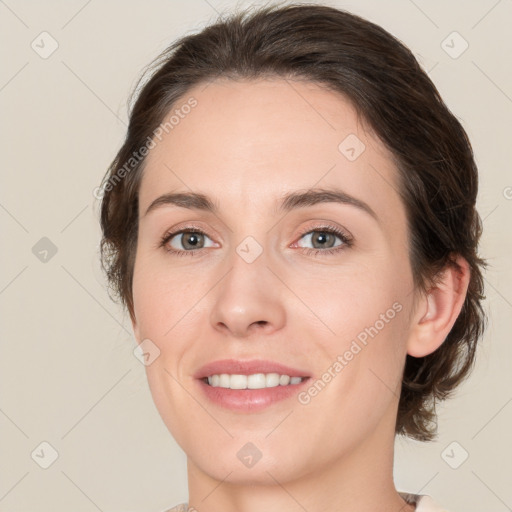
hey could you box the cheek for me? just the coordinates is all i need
[299,259,411,396]
[298,297,408,444]
[132,255,199,336]
[131,259,201,439]
[301,257,409,342]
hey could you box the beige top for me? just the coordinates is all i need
[161,493,451,512]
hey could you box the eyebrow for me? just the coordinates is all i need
[143,187,377,220]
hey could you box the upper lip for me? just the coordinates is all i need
[194,359,311,379]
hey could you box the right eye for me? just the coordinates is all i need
[159,228,216,256]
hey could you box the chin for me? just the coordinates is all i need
[185,434,318,486]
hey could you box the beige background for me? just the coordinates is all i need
[1,0,511,511]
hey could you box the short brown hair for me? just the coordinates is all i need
[98,2,486,441]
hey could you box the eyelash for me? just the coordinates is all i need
[158,224,353,258]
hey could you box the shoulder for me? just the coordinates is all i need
[165,497,452,512]
[160,503,190,512]
[416,495,453,512]
[400,492,452,512]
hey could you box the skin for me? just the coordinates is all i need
[130,78,470,512]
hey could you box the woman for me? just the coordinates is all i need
[98,4,486,511]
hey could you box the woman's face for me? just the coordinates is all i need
[131,78,417,485]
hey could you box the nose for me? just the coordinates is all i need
[209,247,286,339]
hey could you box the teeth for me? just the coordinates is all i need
[206,373,305,389]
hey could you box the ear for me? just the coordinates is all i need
[407,255,470,358]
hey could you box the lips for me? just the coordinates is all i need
[194,358,312,412]
[194,359,311,379]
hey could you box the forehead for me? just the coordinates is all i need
[138,78,404,226]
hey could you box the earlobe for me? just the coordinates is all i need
[407,255,470,358]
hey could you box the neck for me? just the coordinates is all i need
[185,407,415,512]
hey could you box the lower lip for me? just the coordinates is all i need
[197,378,311,412]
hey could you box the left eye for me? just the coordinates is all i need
[296,228,347,250]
